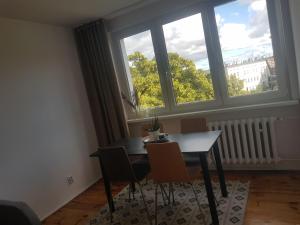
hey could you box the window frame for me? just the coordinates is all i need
[110,0,296,119]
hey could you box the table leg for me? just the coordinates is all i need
[213,141,228,197]
[98,159,115,213]
[200,153,219,225]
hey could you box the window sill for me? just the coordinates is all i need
[127,100,299,124]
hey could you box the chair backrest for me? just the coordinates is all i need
[146,142,190,183]
[180,118,208,133]
[0,200,41,225]
[141,123,164,137]
[98,146,136,182]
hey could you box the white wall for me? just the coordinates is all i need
[0,18,100,219]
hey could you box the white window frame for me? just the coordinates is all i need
[110,0,298,119]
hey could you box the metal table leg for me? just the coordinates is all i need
[213,141,228,197]
[200,153,219,225]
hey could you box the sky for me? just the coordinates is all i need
[123,0,273,71]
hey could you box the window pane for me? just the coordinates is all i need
[163,13,215,105]
[122,31,164,110]
[215,0,278,97]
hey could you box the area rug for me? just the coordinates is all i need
[89,180,249,225]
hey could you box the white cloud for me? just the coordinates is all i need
[123,0,273,68]
[250,0,266,11]
[123,30,155,59]
[163,13,209,64]
[215,13,224,27]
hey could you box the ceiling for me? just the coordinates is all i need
[0,0,156,27]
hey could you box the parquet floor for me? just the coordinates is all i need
[43,172,300,225]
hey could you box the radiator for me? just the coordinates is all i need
[208,117,279,164]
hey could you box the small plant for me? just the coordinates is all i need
[148,116,160,132]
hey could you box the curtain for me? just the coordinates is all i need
[75,20,129,146]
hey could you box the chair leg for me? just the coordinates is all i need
[189,182,207,225]
[110,210,113,223]
[159,184,169,205]
[169,183,175,205]
[137,182,152,225]
[128,185,131,201]
[154,184,159,225]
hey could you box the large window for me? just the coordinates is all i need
[163,13,215,105]
[115,0,294,118]
[121,31,164,110]
[215,0,278,97]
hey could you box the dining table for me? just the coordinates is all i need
[90,130,227,225]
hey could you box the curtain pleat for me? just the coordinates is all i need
[75,20,129,146]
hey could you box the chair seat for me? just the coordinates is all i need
[131,157,150,181]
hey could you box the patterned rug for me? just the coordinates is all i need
[89,180,249,225]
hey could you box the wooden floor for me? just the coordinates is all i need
[43,172,300,225]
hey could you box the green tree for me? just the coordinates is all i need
[128,52,246,109]
[168,53,214,103]
[226,74,247,96]
[128,52,164,109]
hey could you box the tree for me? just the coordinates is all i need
[128,52,246,109]
[128,52,164,109]
[226,74,247,96]
[168,53,214,103]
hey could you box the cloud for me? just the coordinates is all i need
[217,0,272,63]
[123,30,155,59]
[123,0,273,67]
[124,13,209,68]
[249,0,266,11]
[248,0,269,38]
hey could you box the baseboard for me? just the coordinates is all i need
[41,175,102,221]
[221,159,300,170]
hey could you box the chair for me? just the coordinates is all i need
[0,200,41,225]
[180,118,211,168]
[145,142,205,225]
[127,123,165,181]
[180,117,208,134]
[98,146,152,224]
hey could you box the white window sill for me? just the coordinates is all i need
[127,100,299,124]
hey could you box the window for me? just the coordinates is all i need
[114,0,294,118]
[121,30,164,111]
[163,13,215,105]
[215,0,278,97]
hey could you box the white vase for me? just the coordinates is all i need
[148,129,160,140]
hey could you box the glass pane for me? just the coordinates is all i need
[122,31,164,111]
[215,0,278,97]
[163,13,215,105]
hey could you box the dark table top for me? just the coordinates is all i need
[91,130,221,156]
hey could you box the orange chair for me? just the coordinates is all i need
[180,117,208,133]
[180,117,216,168]
[146,142,205,225]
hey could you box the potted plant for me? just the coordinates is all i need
[148,116,161,139]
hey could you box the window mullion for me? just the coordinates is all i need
[150,24,176,112]
[268,0,297,99]
[201,7,227,105]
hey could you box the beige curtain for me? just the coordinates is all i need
[75,20,129,146]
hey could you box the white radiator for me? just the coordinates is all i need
[208,117,279,164]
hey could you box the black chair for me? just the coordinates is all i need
[98,146,152,224]
[0,200,41,225]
